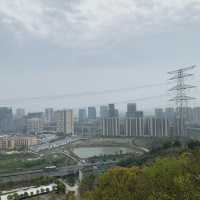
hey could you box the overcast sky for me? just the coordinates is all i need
[0,0,200,113]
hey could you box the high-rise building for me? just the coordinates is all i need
[102,118,120,137]
[65,109,74,135]
[102,117,169,138]
[155,108,164,119]
[0,107,13,132]
[193,107,200,124]
[135,111,144,118]
[14,117,26,133]
[74,121,99,136]
[27,112,43,119]
[124,118,144,137]
[184,107,194,122]
[15,108,25,119]
[144,118,169,137]
[165,107,176,122]
[100,106,108,118]
[45,108,54,122]
[78,109,87,123]
[126,103,137,118]
[27,118,44,134]
[108,104,116,118]
[88,107,96,120]
[115,109,119,118]
[54,110,74,135]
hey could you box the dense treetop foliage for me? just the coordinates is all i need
[78,148,200,200]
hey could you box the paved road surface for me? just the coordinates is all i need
[0,161,116,184]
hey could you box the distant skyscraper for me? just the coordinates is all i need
[144,118,169,137]
[155,108,164,118]
[165,107,176,122]
[108,104,116,118]
[126,103,137,118]
[79,109,87,123]
[88,107,96,120]
[183,107,193,122]
[123,118,144,137]
[115,109,119,118]
[27,112,43,119]
[102,118,120,137]
[100,106,108,118]
[54,109,74,135]
[27,118,44,134]
[0,107,13,132]
[135,111,144,118]
[65,109,74,135]
[192,107,200,124]
[102,117,169,138]
[16,108,25,119]
[14,108,26,133]
[14,117,26,133]
[45,108,54,122]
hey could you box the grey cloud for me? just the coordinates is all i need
[1,0,200,48]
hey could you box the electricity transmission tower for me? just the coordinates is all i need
[168,65,196,137]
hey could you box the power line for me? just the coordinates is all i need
[0,82,171,103]
[50,94,169,111]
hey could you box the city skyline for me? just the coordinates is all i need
[0,1,200,198]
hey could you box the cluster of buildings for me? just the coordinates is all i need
[0,104,199,139]
[0,135,39,151]
[0,108,74,135]
[102,104,169,137]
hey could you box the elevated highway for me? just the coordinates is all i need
[0,161,116,184]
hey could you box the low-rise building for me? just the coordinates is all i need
[0,135,40,151]
[0,183,57,200]
[0,135,10,151]
[12,135,40,150]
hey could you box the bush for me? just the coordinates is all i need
[187,140,200,150]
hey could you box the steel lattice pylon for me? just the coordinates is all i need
[168,65,196,137]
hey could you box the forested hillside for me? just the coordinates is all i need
[76,140,200,200]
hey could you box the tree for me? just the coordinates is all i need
[56,180,66,194]
[173,140,182,148]
[82,167,141,200]
[66,192,77,200]
[7,195,14,200]
[80,151,200,200]
[79,174,96,196]
[187,140,200,150]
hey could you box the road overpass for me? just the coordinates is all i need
[0,161,116,184]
